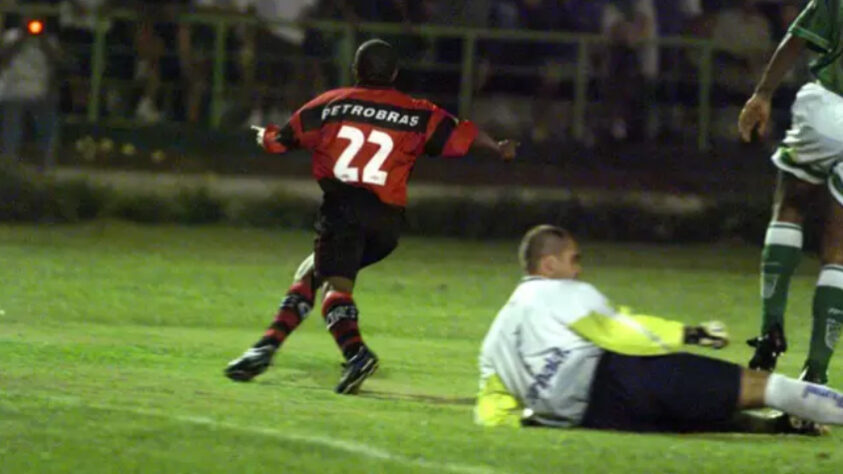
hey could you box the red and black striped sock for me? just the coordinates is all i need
[255,281,314,348]
[322,291,364,360]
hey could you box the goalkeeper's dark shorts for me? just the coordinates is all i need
[313,179,404,281]
[580,351,742,433]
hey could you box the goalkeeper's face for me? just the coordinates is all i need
[543,240,581,280]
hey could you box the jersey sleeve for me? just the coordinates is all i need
[564,286,685,356]
[266,122,301,154]
[421,104,478,158]
[789,0,835,54]
[271,91,338,152]
[284,102,325,151]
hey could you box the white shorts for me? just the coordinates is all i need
[772,82,843,205]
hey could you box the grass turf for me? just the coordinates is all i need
[1,222,841,473]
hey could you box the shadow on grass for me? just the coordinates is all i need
[249,360,475,406]
[253,378,475,406]
[357,390,474,406]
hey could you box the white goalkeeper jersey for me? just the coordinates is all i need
[478,274,689,427]
[479,277,609,426]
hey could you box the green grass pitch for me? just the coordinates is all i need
[1,223,841,473]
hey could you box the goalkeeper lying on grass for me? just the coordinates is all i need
[476,225,843,434]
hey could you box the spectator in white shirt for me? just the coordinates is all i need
[0,19,64,169]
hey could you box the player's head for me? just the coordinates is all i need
[353,39,398,87]
[518,225,580,279]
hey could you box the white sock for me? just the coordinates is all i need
[764,373,843,424]
[764,222,803,248]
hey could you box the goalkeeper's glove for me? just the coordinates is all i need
[250,124,285,153]
[684,321,729,349]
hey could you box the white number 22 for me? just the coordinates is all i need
[333,125,393,186]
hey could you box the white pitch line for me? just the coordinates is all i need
[24,394,501,474]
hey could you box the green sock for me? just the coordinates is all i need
[805,265,843,383]
[760,223,803,334]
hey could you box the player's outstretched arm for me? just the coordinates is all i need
[738,34,806,142]
[469,128,518,161]
[567,306,730,356]
[251,124,295,154]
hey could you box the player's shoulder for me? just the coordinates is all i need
[406,96,441,111]
[511,278,610,321]
[355,87,439,111]
[301,88,355,108]
[533,279,607,308]
[518,277,603,300]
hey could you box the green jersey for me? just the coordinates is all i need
[790,0,843,95]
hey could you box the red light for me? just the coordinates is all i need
[27,20,43,35]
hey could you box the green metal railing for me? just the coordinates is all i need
[1,4,715,150]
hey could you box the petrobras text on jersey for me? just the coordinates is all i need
[309,98,432,133]
[322,102,421,127]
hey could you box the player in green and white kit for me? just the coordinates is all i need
[739,0,843,384]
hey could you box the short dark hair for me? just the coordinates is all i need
[353,39,398,86]
[518,225,573,273]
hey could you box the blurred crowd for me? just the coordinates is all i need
[0,0,811,166]
[478,0,808,143]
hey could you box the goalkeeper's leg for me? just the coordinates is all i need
[741,368,843,426]
[224,253,321,381]
[581,353,842,433]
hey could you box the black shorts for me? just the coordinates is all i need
[580,352,741,433]
[314,180,404,280]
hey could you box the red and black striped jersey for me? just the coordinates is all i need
[268,86,478,207]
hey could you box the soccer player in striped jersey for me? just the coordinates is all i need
[739,0,843,384]
[224,39,517,394]
[476,225,843,433]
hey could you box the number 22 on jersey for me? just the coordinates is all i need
[333,125,394,186]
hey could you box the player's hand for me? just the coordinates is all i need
[250,125,266,147]
[684,321,730,349]
[498,140,519,161]
[738,93,772,143]
[251,123,284,153]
